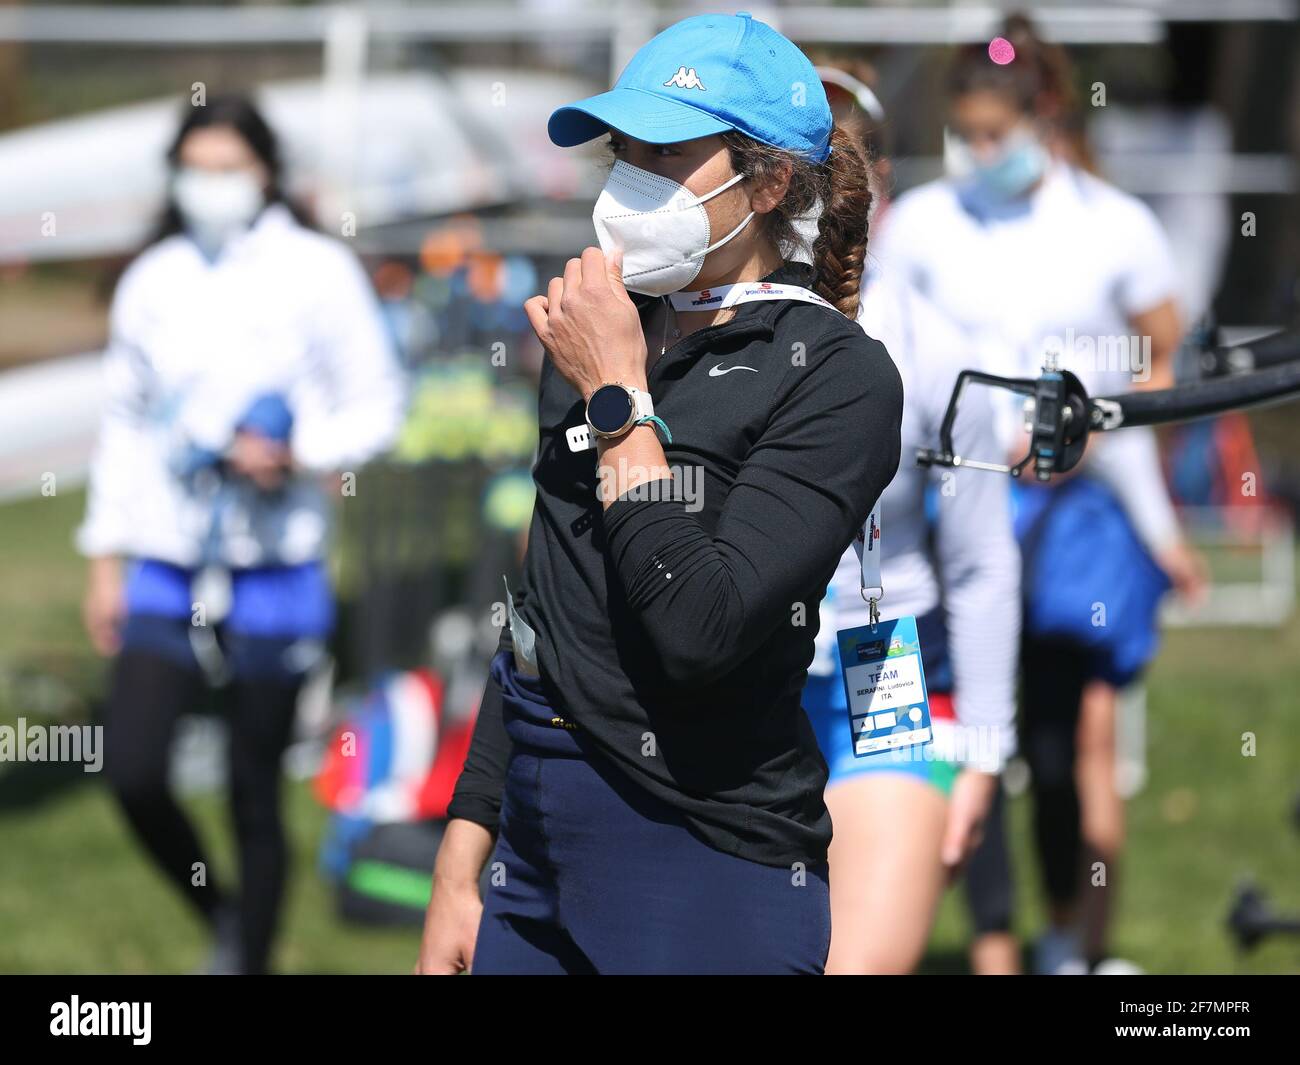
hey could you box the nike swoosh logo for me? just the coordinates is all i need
[709,364,758,377]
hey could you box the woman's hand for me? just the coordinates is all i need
[1158,538,1210,606]
[413,818,494,974]
[940,769,999,878]
[227,430,291,491]
[523,247,649,400]
[83,556,125,657]
[414,878,483,975]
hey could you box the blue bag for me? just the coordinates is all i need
[1015,477,1171,687]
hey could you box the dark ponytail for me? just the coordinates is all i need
[723,123,874,319]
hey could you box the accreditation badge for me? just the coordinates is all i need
[835,615,933,758]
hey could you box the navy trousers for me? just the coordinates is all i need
[472,651,831,975]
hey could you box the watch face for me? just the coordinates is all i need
[587,385,635,435]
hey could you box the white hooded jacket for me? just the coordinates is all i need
[77,203,406,568]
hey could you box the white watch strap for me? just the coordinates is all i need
[569,386,654,452]
[567,424,594,452]
[630,387,654,421]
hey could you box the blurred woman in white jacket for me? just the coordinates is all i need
[873,17,1206,974]
[78,96,405,973]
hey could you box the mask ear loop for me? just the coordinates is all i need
[690,210,756,262]
[687,168,748,206]
[685,169,755,261]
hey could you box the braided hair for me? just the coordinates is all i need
[721,124,874,319]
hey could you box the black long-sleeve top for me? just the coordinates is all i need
[447,259,904,867]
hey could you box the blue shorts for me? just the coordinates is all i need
[121,558,334,683]
[803,608,959,795]
[472,651,831,975]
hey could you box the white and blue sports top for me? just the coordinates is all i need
[78,204,407,569]
[874,161,1184,557]
[823,270,1021,768]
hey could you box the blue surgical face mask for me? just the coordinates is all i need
[944,125,1048,211]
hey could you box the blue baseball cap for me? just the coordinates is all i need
[548,12,833,163]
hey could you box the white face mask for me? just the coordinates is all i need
[172,167,265,251]
[592,160,755,296]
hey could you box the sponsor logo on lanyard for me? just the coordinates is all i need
[668,281,841,315]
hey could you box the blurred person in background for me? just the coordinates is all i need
[418,12,902,975]
[803,61,1022,975]
[78,95,406,974]
[876,14,1207,974]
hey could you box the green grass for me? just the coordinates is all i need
[2,488,1297,973]
[921,583,1300,975]
[0,489,419,974]
[0,776,416,974]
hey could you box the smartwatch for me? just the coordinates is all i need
[585,383,654,440]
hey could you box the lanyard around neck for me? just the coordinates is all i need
[853,501,884,627]
[667,281,840,314]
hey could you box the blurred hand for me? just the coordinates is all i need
[523,246,649,401]
[83,556,125,657]
[227,430,291,491]
[414,880,482,975]
[414,818,493,974]
[1133,360,1175,392]
[1158,539,1210,606]
[940,769,998,877]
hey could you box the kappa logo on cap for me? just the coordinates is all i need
[664,66,707,90]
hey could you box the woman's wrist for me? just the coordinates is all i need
[596,424,674,508]
[431,873,482,898]
[432,818,494,891]
[582,370,649,403]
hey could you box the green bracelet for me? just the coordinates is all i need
[635,414,673,444]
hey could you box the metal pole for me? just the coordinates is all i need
[320,4,369,233]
